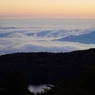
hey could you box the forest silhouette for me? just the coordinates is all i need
[0,48,95,95]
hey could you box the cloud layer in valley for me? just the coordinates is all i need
[0,27,95,54]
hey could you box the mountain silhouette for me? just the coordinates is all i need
[0,49,95,94]
[57,31,95,44]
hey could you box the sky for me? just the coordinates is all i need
[0,0,95,19]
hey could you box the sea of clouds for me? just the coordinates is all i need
[0,26,95,55]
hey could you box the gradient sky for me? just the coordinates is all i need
[0,0,95,18]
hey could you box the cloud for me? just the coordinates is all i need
[0,27,95,54]
[0,36,95,54]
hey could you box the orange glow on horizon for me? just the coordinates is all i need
[0,0,95,19]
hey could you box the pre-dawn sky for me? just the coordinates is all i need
[0,0,95,18]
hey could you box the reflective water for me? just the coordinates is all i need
[28,84,53,94]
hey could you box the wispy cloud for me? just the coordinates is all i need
[0,27,95,54]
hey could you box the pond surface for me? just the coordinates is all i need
[28,84,53,94]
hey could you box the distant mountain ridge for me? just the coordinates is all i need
[57,31,95,44]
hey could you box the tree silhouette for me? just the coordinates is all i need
[2,71,33,95]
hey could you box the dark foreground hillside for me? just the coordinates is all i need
[0,48,95,95]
